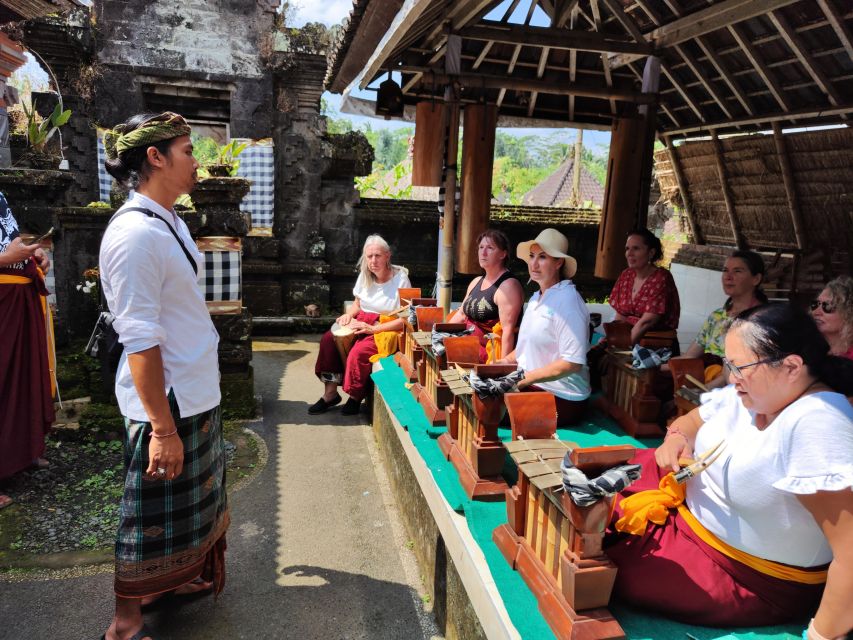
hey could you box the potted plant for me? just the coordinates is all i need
[20,100,72,169]
[203,139,249,177]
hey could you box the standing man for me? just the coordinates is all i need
[99,112,228,640]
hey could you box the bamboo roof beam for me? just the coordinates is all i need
[459,23,654,56]
[666,102,853,138]
[710,130,746,249]
[569,5,578,119]
[728,24,791,112]
[590,0,617,114]
[397,66,657,103]
[664,136,702,244]
[816,0,853,61]
[771,122,807,251]
[768,10,844,107]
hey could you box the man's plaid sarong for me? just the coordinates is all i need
[114,394,229,598]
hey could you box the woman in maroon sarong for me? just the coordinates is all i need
[0,193,54,510]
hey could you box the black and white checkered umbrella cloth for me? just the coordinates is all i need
[560,451,642,507]
[431,325,475,356]
[468,368,525,399]
[408,305,419,327]
[631,344,672,369]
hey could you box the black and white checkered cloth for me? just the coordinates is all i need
[97,132,113,202]
[431,325,474,356]
[198,251,241,302]
[234,140,275,229]
[468,368,525,399]
[560,452,642,507]
[631,344,672,369]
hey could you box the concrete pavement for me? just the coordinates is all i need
[0,336,439,640]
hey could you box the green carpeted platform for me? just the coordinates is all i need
[372,357,804,640]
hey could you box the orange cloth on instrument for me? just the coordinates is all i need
[485,322,503,364]
[615,472,685,535]
[369,314,400,363]
[615,472,828,585]
[704,364,722,383]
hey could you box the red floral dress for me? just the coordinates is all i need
[609,267,680,330]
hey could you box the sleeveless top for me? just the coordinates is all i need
[461,271,518,323]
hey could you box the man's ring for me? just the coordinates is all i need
[157,467,166,475]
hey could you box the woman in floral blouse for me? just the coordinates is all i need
[609,228,680,347]
[673,250,766,387]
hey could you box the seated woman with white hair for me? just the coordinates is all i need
[310,234,411,416]
[497,228,591,426]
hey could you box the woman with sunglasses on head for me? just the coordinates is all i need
[669,250,767,388]
[811,276,853,360]
[606,303,853,639]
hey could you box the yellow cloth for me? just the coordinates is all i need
[615,473,828,585]
[369,314,400,363]
[0,274,32,284]
[704,363,723,383]
[485,322,503,364]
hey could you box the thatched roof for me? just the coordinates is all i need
[325,0,853,137]
[654,127,853,257]
[522,155,604,208]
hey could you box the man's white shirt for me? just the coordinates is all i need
[99,191,220,421]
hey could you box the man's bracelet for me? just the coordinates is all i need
[151,428,178,439]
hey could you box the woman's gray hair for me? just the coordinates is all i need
[357,234,399,286]
[824,275,853,347]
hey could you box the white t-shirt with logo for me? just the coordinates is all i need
[353,266,411,314]
[688,384,853,567]
[516,280,591,401]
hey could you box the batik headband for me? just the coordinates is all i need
[103,112,191,161]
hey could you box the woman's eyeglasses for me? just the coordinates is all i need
[722,357,780,379]
[809,300,836,314]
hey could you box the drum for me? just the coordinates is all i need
[331,322,356,363]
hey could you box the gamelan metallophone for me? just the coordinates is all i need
[394,298,440,382]
[594,347,662,438]
[493,415,635,639]
[437,364,541,500]
[413,324,480,425]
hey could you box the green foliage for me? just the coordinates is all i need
[216,139,249,175]
[78,402,123,436]
[21,100,71,152]
[191,134,219,166]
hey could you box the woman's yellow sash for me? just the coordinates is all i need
[615,473,828,585]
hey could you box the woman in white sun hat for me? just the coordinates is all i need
[497,228,591,425]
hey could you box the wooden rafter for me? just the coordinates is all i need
[673,44,733,119]
[768,10,843,107]
[459,23,653,55]
[728,24,791,112]
[771,122,807,251]
[694,38,754,116]
[590,0,616,114]
[710,130,746,249]
[472,41,493,70]
[663,136,702,244]
[816,0,853,60]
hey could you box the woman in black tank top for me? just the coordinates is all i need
[448,229,524,362]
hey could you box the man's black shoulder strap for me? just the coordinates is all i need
[109,206,198,275]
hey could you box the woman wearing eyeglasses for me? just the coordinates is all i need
[606,303,853,640]
[811,276,853,360]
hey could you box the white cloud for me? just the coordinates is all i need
[291,0,352,27]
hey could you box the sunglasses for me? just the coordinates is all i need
[722,357,781,379]
[809,300,836,314]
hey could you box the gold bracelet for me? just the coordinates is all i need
[150,428,178,439]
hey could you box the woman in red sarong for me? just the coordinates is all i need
[606,303,853,640]
[0,193,54,510]
[447,229,523,363]
[310,234,411,416]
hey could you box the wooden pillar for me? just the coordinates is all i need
[771,122,807,250]
[595,115,647,280]
[710,130,746,249]
[570,129,583,207]
[412,102,445,187]
[438,34,462,315]
[664,136,703,244]
[457,103,497,274]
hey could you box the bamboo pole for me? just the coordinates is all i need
[663,135,703,244]
[771,122,807,251]
[710,130,746,249]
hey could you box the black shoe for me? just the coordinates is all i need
[340,398,362,415]
[308,394,341,414]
